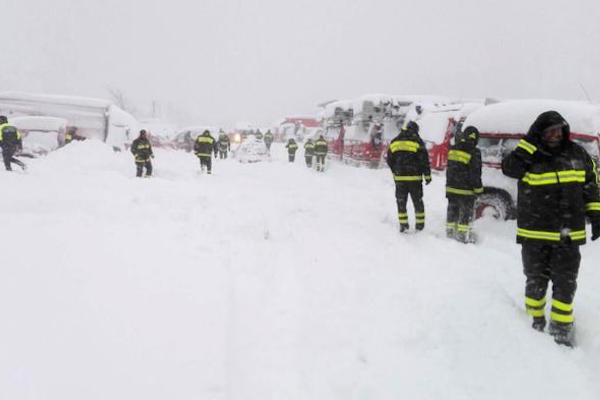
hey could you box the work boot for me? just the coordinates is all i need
[531,316,546,332]
[399,223,409,233]
[549,321,575,347]
[416,224,424,231]
[446,228,455,239]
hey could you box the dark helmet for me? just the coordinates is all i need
[139,129,147,137]
[0,115,7,124]
[462,126,479,144]
[202,129,210,136]
[404,121,420,135]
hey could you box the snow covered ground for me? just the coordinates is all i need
[1,141,599,400]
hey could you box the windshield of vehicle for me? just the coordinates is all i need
[478,137,520,165]
[572,137,600,160]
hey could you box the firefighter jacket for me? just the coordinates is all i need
[194,133,216,157]
[264,131,274,144]
[0,123,23,153]
[131,137,153,162]
[218,134,230,151]
[446,136,483,197]
[386,127,431,183]
[304,140,315,157]
[314,138,328,156]
[286,140,298,154]
[502,111,600,245]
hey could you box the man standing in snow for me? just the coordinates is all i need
[0,115,27,171]
[304,138,315,168]
[285,138,298,162]
[445,126,483,243]
[314,135,328,172]
[194,130,217,174]
[130,129,154,177]
[502,111,600,347]
[217,130,230,159]
[386,121,431,232]
[264,130,274,151]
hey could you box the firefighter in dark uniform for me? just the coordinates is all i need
[0,115,27,171]
[264,130,274,151]
[217,130,230,159]
[286,138,298,162]
[502,111,600,347]
[255,129,263,141]
[445,126,483,243]
[130,129,154,177]
[64,127,74,145]
[194,130,217,174]
[304,138,315,168]
[314,135,328,172]
[386,121,431,232]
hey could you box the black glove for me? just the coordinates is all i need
[592,220,600,241]
[425,176,432,185]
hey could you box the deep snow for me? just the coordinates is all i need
[1,141,599,400]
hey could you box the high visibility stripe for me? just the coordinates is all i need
[473,187,484,194]
[517,139,537,155]
[315,141,328,146]
[415,212,425,217]
[394,175,422,182]
[457,224,471,232]
[586,202,600,211]
[195,152,212,157]
[593,158,599,185]
[551,312,574,323]
[446,187,475,195]
[517,228,586,242]
[527,309,546,317]
[448,149,472,164]
[552,299,573,312]
[415,219,425,223]
[522,170,585,186]
[525,296,546,308]
[389,140,420,153]
[446,222,457,229]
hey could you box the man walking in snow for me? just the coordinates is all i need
[386,121,431,232]
[445,126,483,243]
[314,135,328,172]
[502,111,600,347]
[264,130,274,151]
[0,115,27,171]
[130,129,154,177]
[194,130,217,174]
[304,138,315,168]
[286,138,298,162]
[217,130,230,159]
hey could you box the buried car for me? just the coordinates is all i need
[234,136,270,163]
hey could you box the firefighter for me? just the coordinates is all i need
[386,121,431,232]
[314,135,328,172]
[194,130,217,174]
[64,127,75,145]
[0,115,27,171]
[502,111,600,347]
[304,138,315,168]
[255,129,263,141]
[445,126,483,243]
[130,129,154,177]
[264,130,274,151]
[285,138,298,162]
[217,130,230,159]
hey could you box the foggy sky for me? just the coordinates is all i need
[2,0,599,127]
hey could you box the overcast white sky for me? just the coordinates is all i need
[2,0,599,126]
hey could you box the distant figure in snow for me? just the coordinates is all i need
[264,130,274,151]
[130,129,154,177]
[502,111,600,347]
[314,135,328,172]
[255,129,263,141]
[386,121,431,232]
[194,130,217,174]
[0,115,27,171]
[286,138,298,162]
[217,130,230,159]
[445,126,483,243]
[304,138,315,168]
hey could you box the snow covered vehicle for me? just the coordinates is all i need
[464,99,600,220]
[276,117,321,143]
[10,116,68,156]
[0,91,138,150]
[234,136,270,163]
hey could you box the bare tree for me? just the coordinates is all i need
[106,86,137,115]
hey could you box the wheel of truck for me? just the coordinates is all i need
[475,191,513,220]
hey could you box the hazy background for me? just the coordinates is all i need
[2,0,599,126]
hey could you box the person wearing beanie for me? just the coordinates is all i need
[130,129,154,177]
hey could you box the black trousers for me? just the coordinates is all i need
[135,160,152,177]
[219,150,227,159]
[200,156,212,173]
[2,150,25,171]
[266,142,272,150]
[289,154,296,162]
[316,155,326,171]
[305,155,313,167]
[446,195,475,234]
[395,182,424,228]
[522,242,580,324]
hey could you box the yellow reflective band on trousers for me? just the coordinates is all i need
[394,175,422,182]
[446,222,457,230]
[448,149,472,164]
[525,296,546,308]
[446,187,474,195]
[389,140,419,153]
[195,152,212,157]
[517,139,537,155]
[527,309,545,317]
[398,213,408,223]
[517,228,586,242]
[552,299,573,312]
[551,312,574,323]
[586,202,600,211]
[522,170,585,186]
[457,224,471,232]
